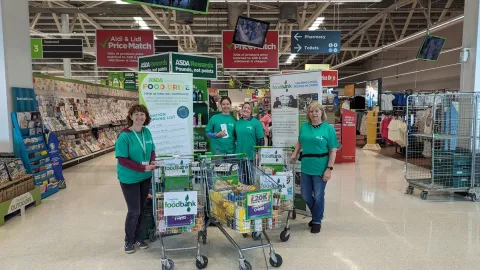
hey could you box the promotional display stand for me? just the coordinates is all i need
[335,109,357,163]
[11,88,60,199]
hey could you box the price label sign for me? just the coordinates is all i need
[246,190,273,220]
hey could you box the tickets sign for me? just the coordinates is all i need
[96,29,154,68]
[222,30,278,69]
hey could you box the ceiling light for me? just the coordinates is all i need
[133,17,150,29]
[115,0,129,4]
[315,17,325,21]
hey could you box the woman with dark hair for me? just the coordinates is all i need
[205,96,236,154]
[115,104,157,254]
[236,102,264,183]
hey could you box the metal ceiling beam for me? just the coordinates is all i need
[342,0,414,45]
[331,14,464,70]
[417,0,433,28]
[30,13,42,29]
[142,5,184,52]
[282,2,331,52]
[300,2,308,29]
[78,17,91,48]
[69,14,79,33]
[387,13,398,41]
[355,34,364,57]
[53,1,103,29]
[47,1,62,33]
[375,14,387,47]
[400,0,417,39]
[437,0,454,23]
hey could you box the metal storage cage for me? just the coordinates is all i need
[404,93,480,201]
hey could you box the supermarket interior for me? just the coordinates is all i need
[0,0,480,269]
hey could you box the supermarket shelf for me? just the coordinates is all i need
[194,125,206,128]
[29,154,48,162]
[41,186,59,199]
[193,101,208,104]
[62,146,115,169]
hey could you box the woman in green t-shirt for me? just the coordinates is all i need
[291,101,339,234]
[235,102,265,184]
[205,96,236,154]
[115,104,157,254]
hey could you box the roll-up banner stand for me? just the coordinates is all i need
[138,72,194,155]
[269,71,323,216]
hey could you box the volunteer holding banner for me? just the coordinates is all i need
[115,104,156,254]
[205,96,236,154]
[290,101,339,234]
[235,102,265,184]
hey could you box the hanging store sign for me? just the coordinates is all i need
[30,39,83,59]
[304,64,330,71]
[291,30,341,54]
[124,72,137,90]
[96,29,154,68]
[322,70,338,87]
[155,39,179,53]
[171,53,217,80]
[138,53,170,72]
[222,30,278,69]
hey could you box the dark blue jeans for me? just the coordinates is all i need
[300,173,327,225]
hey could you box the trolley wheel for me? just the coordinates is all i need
[291,209,297,220]
[162,259,174,270]
[471,194,478,202]
[196,255,209,269]
[420,191,428,200]
[239,260,252,270]
[148,229,157,242]
[202,230,207,245]
[269,254,283,268]
[242,233,249,238]
[280,229,290,242]
[405,186,414,195]
[252,232,262,241]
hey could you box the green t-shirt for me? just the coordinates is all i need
[235,118,265,160]
[115,127,156,184]
[298,122,339,176]
[206,113,236,154]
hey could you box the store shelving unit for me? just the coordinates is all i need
[11,112,59,199]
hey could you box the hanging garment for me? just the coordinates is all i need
[343,100,351,110]
[388,119,402,142]
[397,121,407,147]
[381,94,395,111]
[360,114,368,136]
[381,116,393,143]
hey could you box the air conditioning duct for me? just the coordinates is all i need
[176,11,194,25]
[279,3,298,23]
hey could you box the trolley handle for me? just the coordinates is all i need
[253,146,295,150]
[199,153,247,158]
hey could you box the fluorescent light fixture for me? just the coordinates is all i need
[285,54,297,64]
[133,17,150,29]
[115,0,129,4]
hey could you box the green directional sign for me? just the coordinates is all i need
[138,53,170,72]
[30,38,83,59]
[31,39,43,59]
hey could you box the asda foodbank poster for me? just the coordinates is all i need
[138,72,193,155]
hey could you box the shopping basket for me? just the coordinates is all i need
[199,153,283,270]
[255,146,296,242]
[150,155,208,270]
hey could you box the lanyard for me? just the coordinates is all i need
[131,127,146,161]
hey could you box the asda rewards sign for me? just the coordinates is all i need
[138,52,217,80]
[164,191,198,216]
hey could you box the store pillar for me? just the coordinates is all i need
[0,0,33,153]
[61,14,72,79]
[460,0,480,93]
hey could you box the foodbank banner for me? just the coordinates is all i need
[139,72,193,155]
[269,71,322,147]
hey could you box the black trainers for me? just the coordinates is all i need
[311,224,321,234]
[125,243,135,254]
[308,220,312,227]
[135,240,149,250]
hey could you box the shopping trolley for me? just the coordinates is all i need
[150,156,208,270]
[200,153,283,270]
[255,146,296,242]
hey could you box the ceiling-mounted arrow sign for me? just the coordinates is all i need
[294,33,302,41]
[291,30,341,55]
[295,44,302,53]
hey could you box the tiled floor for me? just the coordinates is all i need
[1,150,480,270]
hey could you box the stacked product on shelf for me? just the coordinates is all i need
[193,80,210,153]
[11,112,59,199]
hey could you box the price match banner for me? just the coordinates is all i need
[269,71,323,147]
[96,29,154,68]
[138,72,193,155]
